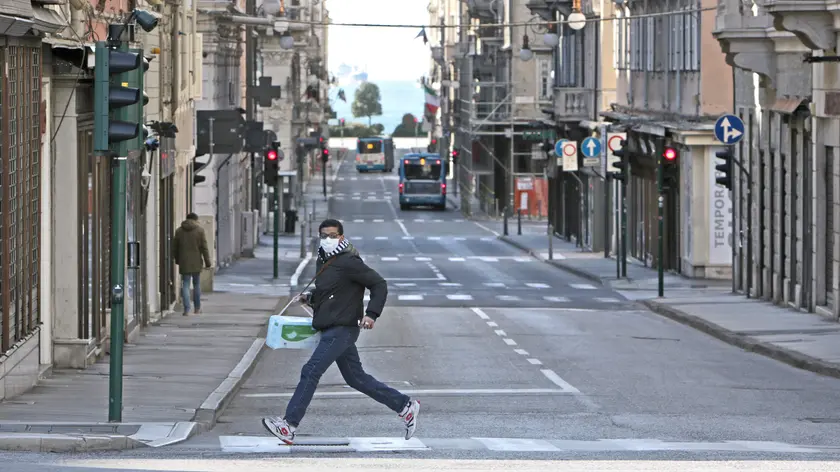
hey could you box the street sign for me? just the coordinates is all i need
[606,132,626,173]
[554,139,567,157]
[714,114,745,145]
[581,136,602,158]
[562,141,578,172]
[583,158,600,167]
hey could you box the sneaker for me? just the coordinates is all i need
[262,416,295,444]
[399,400,419,440]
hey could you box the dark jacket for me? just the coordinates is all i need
[310,243,387,331]
[172,219,212,274]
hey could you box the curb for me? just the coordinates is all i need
[498,235,607,286]
[0,421,198,453]
[642,299,840,380]
[193,337,266,432]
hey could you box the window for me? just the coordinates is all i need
[538,58,551,99]
[667,7,700,71]
[555,17,583,87]
[0,43,41,355]
[403,162,442,180]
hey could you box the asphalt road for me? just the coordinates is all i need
[6,156,840,469]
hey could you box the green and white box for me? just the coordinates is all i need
[266,315,321,350]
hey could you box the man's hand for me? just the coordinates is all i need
[360,316,375,330]
[296,291,312,306]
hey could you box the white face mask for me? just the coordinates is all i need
[320,237,341,254]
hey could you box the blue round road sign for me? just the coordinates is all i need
[714,114,745,145]
[554,139,567,157]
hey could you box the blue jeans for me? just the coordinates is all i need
[284,325,410,427]
[181,273,201,312]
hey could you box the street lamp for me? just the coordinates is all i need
[568,0,586,31]
[280,32,294,49]
[543,31,559,47]
[519,34,533,61]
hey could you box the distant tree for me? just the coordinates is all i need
[372,123,385,134]
[392,113,425,137]
[328,122,379,138]
[351,82,383,126]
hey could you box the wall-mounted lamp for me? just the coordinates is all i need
[568,0,586,31]
[519,34,533,61]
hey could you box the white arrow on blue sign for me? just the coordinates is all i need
[714,114,745,145]
[581,137,602,158]
[554,139,567,157]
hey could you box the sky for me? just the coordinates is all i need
[326,0,432,83]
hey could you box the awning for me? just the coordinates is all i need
[0,13,33,36]
[31,6,64,34]
[42,36,95,70]
[769,97,809,114]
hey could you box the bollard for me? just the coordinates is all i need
[517,209,522,235]
[548,224,554,260]
[503,207,509,236]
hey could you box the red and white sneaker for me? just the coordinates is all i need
[399,400,420,440]
[262,416,296,444]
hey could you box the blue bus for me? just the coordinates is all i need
[356,137,394,172]
[398,153,447,211]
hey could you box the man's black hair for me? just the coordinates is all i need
[187,212,199,220]
[318,218,344,235]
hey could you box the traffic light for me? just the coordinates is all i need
[451,148,459,162]
[339,118,345,127]
[264,141,280,185]
[427,138,437,153]
[193,158,207,185]
[610,139,628,182]
[715,147,734,190]
[661,146,679,190]
[93,41,143,153]
[321,147,330,162]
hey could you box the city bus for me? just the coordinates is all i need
[398,153,447,211]
[356,137,394,172]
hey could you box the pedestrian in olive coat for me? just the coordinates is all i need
[173,213,212,315]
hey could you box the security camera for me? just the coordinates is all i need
[141,169,152,188]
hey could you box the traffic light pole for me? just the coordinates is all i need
[108,156,128,422]
[621,178,628,278]
[657,156,665,298]
[273,180,280,279]
[322,155,327,198]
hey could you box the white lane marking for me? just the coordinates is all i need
[414,256,432,261]
[595,297,620,303]
[449,257,466,262]
[414,219,425,222]
[402,236,414,240]
[433,219,444,223]
[381,257,400,261]
[394,282,416,287]
[514,257,532,262]
[544,296,570,303]
[475,438,560,452]
[373,219,385,223]
[396,219,411,237]
[527,358,543,365]
[353,219,364,223]
[480,237,495,242]
[494,329,506,336]
[476,256,498,262]
[375,236,388,240]
[541,369,580,393]
[455,219,465,223]
[447,294,473,301]
[571,283,597,290]
[243,388,571,399]
[352,196,361,200]
[473,221,500,236]
[454,237,466,241]
[427,236,441,240]
[486,321,498,327]
[439,282,462,287]
[290,252,313,286]
[496,295,520,301]
[513,349,529,356]
[526,283,551,289]
[398,294,424,301]
[484,282,506,288]
[471,307,490,320]
[503,338,517,346]
[350,437,428,452]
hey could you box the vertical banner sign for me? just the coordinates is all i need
[562,141,579,172]
[708,147,733,264]
[606,133,626,173]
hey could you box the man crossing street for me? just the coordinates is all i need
[262,218,420,444]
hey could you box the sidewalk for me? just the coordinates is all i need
[492,220,840,382]
[0,237,310,453]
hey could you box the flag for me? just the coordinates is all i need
[423,83,439,116]
[415,27,428,44]
[337,89,346,102]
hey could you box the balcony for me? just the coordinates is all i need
[466,0,501,22]
[554,88,592,122]
[525,0,573,21]
[763,0,833,50]
[712,0,779,87]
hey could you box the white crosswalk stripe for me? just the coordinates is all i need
[571,283,597,290]
[219,436,831,454]
[525,283,551,289]
[496,295,521,301]
[398,294,424,301]
[446,294,474,301]
[544,296,570,303]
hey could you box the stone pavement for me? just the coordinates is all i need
[0,234,311,453]
[487,219,840,382]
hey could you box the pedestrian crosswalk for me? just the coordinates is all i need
[361,254,535,262]
[363,292,616,304]
[352,235,491,242]
[218,435,830,454]
[342,218,466,224]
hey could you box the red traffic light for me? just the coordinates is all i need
[266,150,278,161]
[452,150,459,158]
[663,147,677,161]
[431,138,437,145]
[322,148,329,156]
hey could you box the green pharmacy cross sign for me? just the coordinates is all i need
[523,129,557,142]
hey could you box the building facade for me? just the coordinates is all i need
[714,0,840,317]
